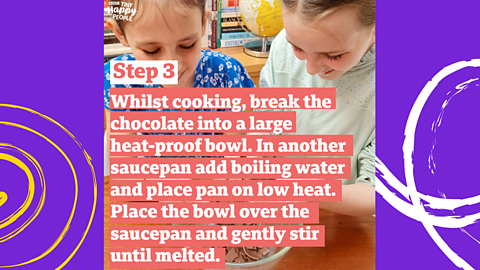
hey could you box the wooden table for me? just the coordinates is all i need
[104,177,375,270]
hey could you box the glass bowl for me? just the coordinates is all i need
[206,246,292,270]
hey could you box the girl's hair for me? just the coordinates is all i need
[112,0,206,34]
[281,0,375,27]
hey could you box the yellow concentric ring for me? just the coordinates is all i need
[0,104,97,269]
[0,153,35,228]
[0,144,46,242]
[0,192,7,207]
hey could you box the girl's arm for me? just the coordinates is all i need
[319,139,376,216]
[318,183,375,216]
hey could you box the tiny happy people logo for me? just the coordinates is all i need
[106,1,137,21]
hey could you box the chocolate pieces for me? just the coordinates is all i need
[225,246,271,263]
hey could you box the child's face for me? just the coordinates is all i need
[114,5,207,88]
[283,8,375,81]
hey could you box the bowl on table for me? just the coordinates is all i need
[206,246,292,270]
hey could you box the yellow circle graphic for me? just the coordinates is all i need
[0,104,97,269]
[0,145,45,242]
[0,192,7,208]
[0,153,35,228]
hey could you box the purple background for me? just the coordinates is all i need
[1,0,479,269]
[377,0,480,269]
[0,1,103,269]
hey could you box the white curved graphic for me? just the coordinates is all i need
[376,59,480,270]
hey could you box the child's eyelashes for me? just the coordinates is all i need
[291,44,303,52]
[180,42,196,50]
[291,44,343,61]
[142,42,196,55]
[326,54,343,61]
[143,49,159,55]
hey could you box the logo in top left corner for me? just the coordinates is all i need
[105,1,138,22]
